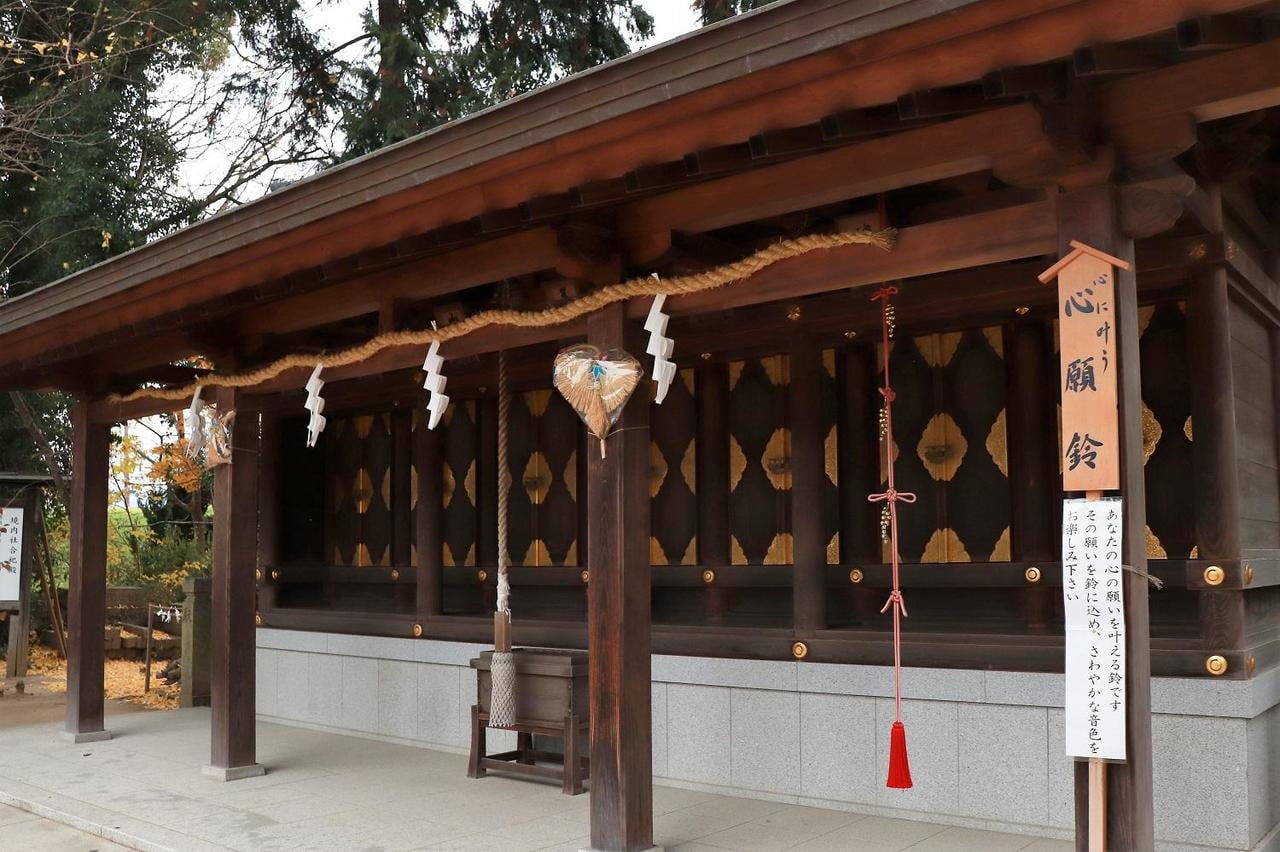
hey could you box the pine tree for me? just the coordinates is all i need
[694,0,772,26]
[340,0,654,157]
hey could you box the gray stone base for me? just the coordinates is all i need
[59,729,111,744]
[201,763,266,782]
[578,847,664,852]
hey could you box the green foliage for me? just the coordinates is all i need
[340,0,654,157]
[693,0,772,25]
[44,507,209,602]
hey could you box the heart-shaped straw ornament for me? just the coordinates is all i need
[553,345,643,457]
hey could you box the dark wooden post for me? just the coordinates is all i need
[1186,186,1245,652]
[1059,185,1154,851]
[791,333,826,635]
[696,362,730,622]
[257,411,281,570]
[414,411,444,619]
[839,342,882,622]
[391,408,414,568]
[63,400,111,743]
[205,388,264,781]
[1006,318,1059,630]
[586,302,654,852]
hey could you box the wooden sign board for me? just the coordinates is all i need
[0,506,24,609]
[1039,241,1130,493]
[1062,496,1127,761]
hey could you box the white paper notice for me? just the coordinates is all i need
[1062,497,1126,761]
[0,507,23,605]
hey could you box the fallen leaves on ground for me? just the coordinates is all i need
[24,644,179,710]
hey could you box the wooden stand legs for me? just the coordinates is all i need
[468,705,587,795]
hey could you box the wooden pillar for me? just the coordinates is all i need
[63,400,111,742]
[414,411,444,619]
[791,333,826,636]
[1059,185,1154,851]
[586,302,654,852]
[477,395,499,568]
[1006,318,1059,630]
[839,342,882,622]
[696,362,730,622]
[205,388,264,781]
[1186,187,1245,651]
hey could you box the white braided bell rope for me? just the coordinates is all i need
[489,350,517,729]
[489,650,517,728]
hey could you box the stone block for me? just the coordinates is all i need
[376,659,418,740]
[731,688,800,795]
[799,692,877,805]
[666,683,731,786]
[873,698,958,814]
[957,703,1049,825]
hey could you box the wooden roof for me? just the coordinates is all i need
[1,0,1277,395]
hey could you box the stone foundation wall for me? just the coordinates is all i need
[256,629,1280,851]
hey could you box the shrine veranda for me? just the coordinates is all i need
[3,1,1280,850]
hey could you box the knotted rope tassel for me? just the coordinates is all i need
[489,351,517,729]
[868,283,916,790]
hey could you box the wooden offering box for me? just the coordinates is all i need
[468,648,589,794]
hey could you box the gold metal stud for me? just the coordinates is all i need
[1247,655,1256,676]
[1015,306,1031,316]
[701,569,716,585]
[390,569,400,582]
[477,569,488,583]
[849,568,864,584]
[1206,655,1228,676]
[700,352,712,361]
[1244,564,1254,585]
[791,641,809,660]
[1204,565,1225,586]
[255,569,262,582]
[844,330,858,339]
[412,623,423,638]
[786,305,802,322]
[254,613,262,627]
[1025,566,1042,583]
[581,570,590,584]
[270,569,280,581]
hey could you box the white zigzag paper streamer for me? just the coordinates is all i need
[185,387,205,458]
[645,293,676,404]
[304,365,326,447]
[423,323,450,430]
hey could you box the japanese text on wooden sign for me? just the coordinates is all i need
[1062,497,1126,761]
[0,507,24,606]
[1038,241,1130,492]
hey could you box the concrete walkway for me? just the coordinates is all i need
[0,709,1072,851]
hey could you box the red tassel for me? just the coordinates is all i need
[886,720,913,789]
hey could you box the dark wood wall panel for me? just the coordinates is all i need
[728,355,791,564]
[1139,303,1196,559]
[820,350,841,564]
[277,415,326,563]
[440,401,479,566]
[651,370,698,565]
[1230,299,1280,550]
[503,389,582,567]
[878,327,1010,562]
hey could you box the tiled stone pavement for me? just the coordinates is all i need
[0,709,1072,851]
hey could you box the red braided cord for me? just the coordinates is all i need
[868,283,914,722]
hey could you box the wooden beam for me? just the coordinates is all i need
[619,105,1057,261]
[1104,38,1280,165]
[642,200,1058,318]
[695,363,731,623]
[1006,318,1058,631]
[790,332,827,636]
[415,411,444,619]
[239,228,565,336]
[1058,185,1153,851]
[63,401,111,743]
[206,388,264,780]
[585,302,653,852]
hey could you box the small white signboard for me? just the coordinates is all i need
[1062,497,1126,761]
[0,507,24,606]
